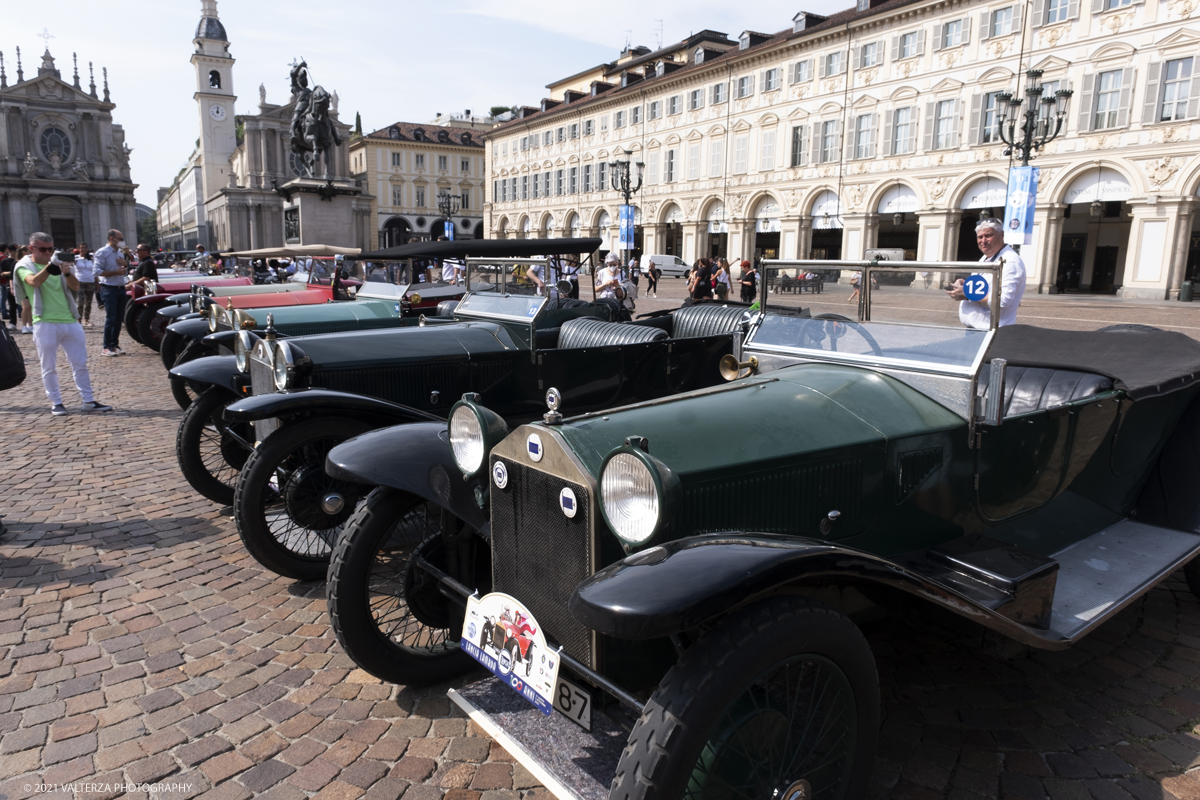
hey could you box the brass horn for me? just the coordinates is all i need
[719,354,758,382]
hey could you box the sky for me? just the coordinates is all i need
[6,0,848,208]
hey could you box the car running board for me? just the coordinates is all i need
[449,680,624,800]
[1048,520,1200,640]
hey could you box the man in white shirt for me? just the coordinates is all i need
[94,229,130,355]
[948,218,1026,330]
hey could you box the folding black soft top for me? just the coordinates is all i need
[986,324,1200,400]
[352,237,603,261]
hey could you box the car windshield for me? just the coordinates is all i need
[453,259,552,322]
[749,316,989,375]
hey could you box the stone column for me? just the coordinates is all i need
[682,222,704,263]
[916,209,955,289]
[1031,204,1066,294]
[796,217,813,259]
[249,204,260,250]
[1168,200,1197,299]
[863,214,880,252]
[840,214,870,261]
[1118,199,1186,300]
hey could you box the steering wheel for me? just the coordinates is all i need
[813,313,884,356]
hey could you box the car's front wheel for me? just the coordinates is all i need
[233,417,372,580]
[136,301,170,351]
[176,387,253,505]
[328,487,488,685]
[124,302,145,344]
[610,597,879,800]
[161,329,185,371]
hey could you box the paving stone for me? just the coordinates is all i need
[238,759,296,793]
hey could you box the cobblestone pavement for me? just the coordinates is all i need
[4,310,1200,800]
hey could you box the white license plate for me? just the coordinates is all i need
[554,675,592,731]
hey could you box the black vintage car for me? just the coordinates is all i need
[323,259,1200,800]
[168,238,602,507]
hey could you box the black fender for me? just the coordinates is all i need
[203,330,241,349]
[568,534,1071,650]
[223,388,443,424]
[326,422,488,534]
[158,303,196,321]
[134,292,171,306]
[166,318,210,340]
[165,293,192,306]
[168,355,248,395]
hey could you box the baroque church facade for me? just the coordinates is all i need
[0,44,137,247]
[157,1,368,253]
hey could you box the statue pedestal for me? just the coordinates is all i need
[278,178,361,247]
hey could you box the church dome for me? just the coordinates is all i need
[196,16,227,41]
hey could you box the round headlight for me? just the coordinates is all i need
[234,331,254,373]
[599,447,679,549]
[448,395,510,478]
[273,341,294,391]
[207,304,220,332]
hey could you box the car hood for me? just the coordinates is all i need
[158,277,251,292]
[554,362,964,477]
[290,321,518,369]
[224,289,330,308]
[235,299,396,328]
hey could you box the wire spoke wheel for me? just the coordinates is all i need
[176,387,252,505]
[234,417,371,580]
[329,487,489,685]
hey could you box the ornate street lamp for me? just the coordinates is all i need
[996,69,1073,167]
[436,191,460,239]
[608,149,644,276]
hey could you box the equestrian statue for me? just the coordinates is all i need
[288,59,343,181]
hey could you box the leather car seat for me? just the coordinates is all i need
[978,366,1113,416]
[557,317,669,349]
[672,305,749,339]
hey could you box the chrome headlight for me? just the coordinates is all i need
[146,280,158,295]
[234,309,257,330]
[599,445,679,550]
[207,304,220,332]
[234,330,256,373]
[448,394,509,478]
[273,341,294,391]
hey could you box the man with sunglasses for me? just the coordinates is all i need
[15,232,113,416]
[95,228,130,356]
[947,217,1027,329]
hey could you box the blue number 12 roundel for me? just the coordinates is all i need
[963,274,990,302]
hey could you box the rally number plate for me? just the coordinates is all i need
[461,592,560,716]
[553,675,592,731]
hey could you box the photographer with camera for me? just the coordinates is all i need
[15,232,113,416]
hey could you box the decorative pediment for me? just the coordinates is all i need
[665,133,682,145]
[1029,55,1071,72]
[1153,29,1200,51]
[930,77,965,94]
[818,102,843,115]
[1090,42,1136,61]
[755,112,781,125]
[977,67,1015,84]
[706,124,728,136]
[852,95,878,109]
[785,106,811,120]
[687,129,703,140]
[889,85,919,101]
[732,119,752,132]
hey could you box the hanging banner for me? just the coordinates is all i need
[1003,166,1039,246]
[444,220,455,240]
[619,204,635,249]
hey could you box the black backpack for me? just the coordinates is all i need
[0,324,26,391]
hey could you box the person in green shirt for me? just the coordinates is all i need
[16,232,113,416]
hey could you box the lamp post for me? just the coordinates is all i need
[995,69,1073,167]
[609,149,644,278]
[436,191,460,240]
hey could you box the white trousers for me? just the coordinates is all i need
[32,322,94,406]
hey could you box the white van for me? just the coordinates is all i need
[640,254,691,278]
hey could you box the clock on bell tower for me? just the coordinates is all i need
[191,0,237,203]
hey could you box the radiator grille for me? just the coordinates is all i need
[489,457,593,665]
[680,458,864,537]
[249,350,278,440]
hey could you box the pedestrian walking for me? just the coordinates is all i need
[0,243,17,329]
[947,217,1027,329]
[15,232,113,416]
[739,260,757,304]
[645,260,659,297]
[13,245,34,334]
[95,229,130,356]
[714,258,731,300]
[73,243,98,325]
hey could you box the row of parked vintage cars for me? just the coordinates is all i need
[142,237,1200,800]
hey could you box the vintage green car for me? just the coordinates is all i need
[323,259,1200,800]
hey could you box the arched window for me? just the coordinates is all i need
[209,70,221,89]
[39,127,72,162]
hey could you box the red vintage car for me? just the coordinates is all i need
[479,609,537,677]
[125,274,254,347]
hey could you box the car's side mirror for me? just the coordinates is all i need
[984,358,1007,427]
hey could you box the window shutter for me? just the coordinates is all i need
[1091,0,1103,14]
[923,102,936,150]
[962,16,972,44]
[1067,0,1081,18]
[916,29,927,55]
[906,106,918,153]
[749,74,756,95]
[980,11,992,40]
[969,93,983,145]
[882,110,894,156]
[891,35,901,60]
[835,120,843,157]
[868,114,878,158]
[846,121,856,161]
[951,98,963,147]
[1189,63,1200,118]
[819,58,827,78]
[1012,6,1024,33]
[1116,67,1135,128]
[934,24,945,51]
[1032,0,1045,27]
[1077,73,1096,132]
[853,47,862,70]
[1143,62,1163,124]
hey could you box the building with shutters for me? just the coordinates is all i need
[485,0,1200,299]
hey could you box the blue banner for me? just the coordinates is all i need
[1003,166,1039,247]
[444,220,455,240]
[619,204,635,249]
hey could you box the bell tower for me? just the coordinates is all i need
[191,0,236,201]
